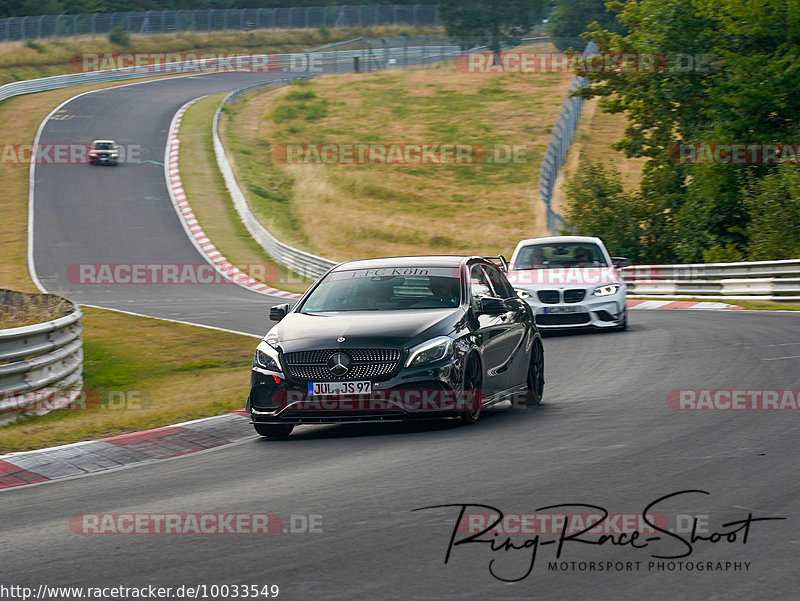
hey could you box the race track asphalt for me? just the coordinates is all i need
[9,68,800,600]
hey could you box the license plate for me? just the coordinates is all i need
[543,306,581,314]
[307,381,372,396]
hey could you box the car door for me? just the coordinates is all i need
[468,262,512,397]
[483,262,531,390]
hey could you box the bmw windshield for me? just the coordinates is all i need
[300,267,462,312]
[512,243,607,269]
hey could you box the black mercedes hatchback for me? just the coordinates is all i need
[248,256,544,438]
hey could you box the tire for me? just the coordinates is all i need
[253,423,294,438]
[459,353,483,425]
[526,337,545,406]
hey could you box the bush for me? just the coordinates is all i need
[303,99,329,121]
[562,162,673,263]
[109,24,130,47]
[744,165,800,260]
[25,40,46,53]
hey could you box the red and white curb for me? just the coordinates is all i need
[627,299,743,310]
[0,412,252,490]
[165,98,301,300]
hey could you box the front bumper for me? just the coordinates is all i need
[248,357,467,425]
[523,292,626,329]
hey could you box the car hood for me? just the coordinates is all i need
[506,266,621,288]
[268,308,466,352]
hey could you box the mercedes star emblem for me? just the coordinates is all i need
[327,352,351,376]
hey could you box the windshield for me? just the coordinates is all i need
[94,142,113,150]
[300,268,461,312]
[512,243,607,269]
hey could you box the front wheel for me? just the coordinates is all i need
[253,423,294,438]
[459,354,483,425]
[526,338,544,406]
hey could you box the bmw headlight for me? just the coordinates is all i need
[254,341,282,372]
[593,285,619,297]
[515,288,531,299]
[406,336,454,367]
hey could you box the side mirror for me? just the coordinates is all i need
[478,297,507,316]
[269,303,289,321]
[612,257,631,269]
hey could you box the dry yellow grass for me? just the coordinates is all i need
[0,26,443,85]
[552,98,647,216]
[222,47,573,260]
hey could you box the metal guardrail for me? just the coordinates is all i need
[538,41,598,234]
[0,290,83,425]
[623,260,800,300]
[0,54,279,104]
[0,5,441,42]
[214,81,338,281]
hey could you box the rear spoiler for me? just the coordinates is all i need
[483,255,509,271]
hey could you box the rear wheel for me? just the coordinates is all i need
[459,354,483,425]
[253,423,294,439]
[526,338,545,406]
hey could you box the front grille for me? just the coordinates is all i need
[537,290,560,304]
[563,289,586,303]
[283,348,401,381]
[536,313,591,326]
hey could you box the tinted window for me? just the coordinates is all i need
[483,263,516,298]
[469,264,493,308]
[300,267,461,312]
[512,243,607,269]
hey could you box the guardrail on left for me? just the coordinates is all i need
[0,290,83,425]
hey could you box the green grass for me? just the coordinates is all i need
[0,307,256,453]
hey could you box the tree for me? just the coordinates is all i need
[569,0,800,261]
[546,0,625,50]
[562,162,676,263]
[744,164,800,261]
[437,0,548,52]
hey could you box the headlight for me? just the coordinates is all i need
[405,336,454,367]
[254,341,282,372]
[593,285,619,297]
[515,289,531,299]
[111,153,119,157]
